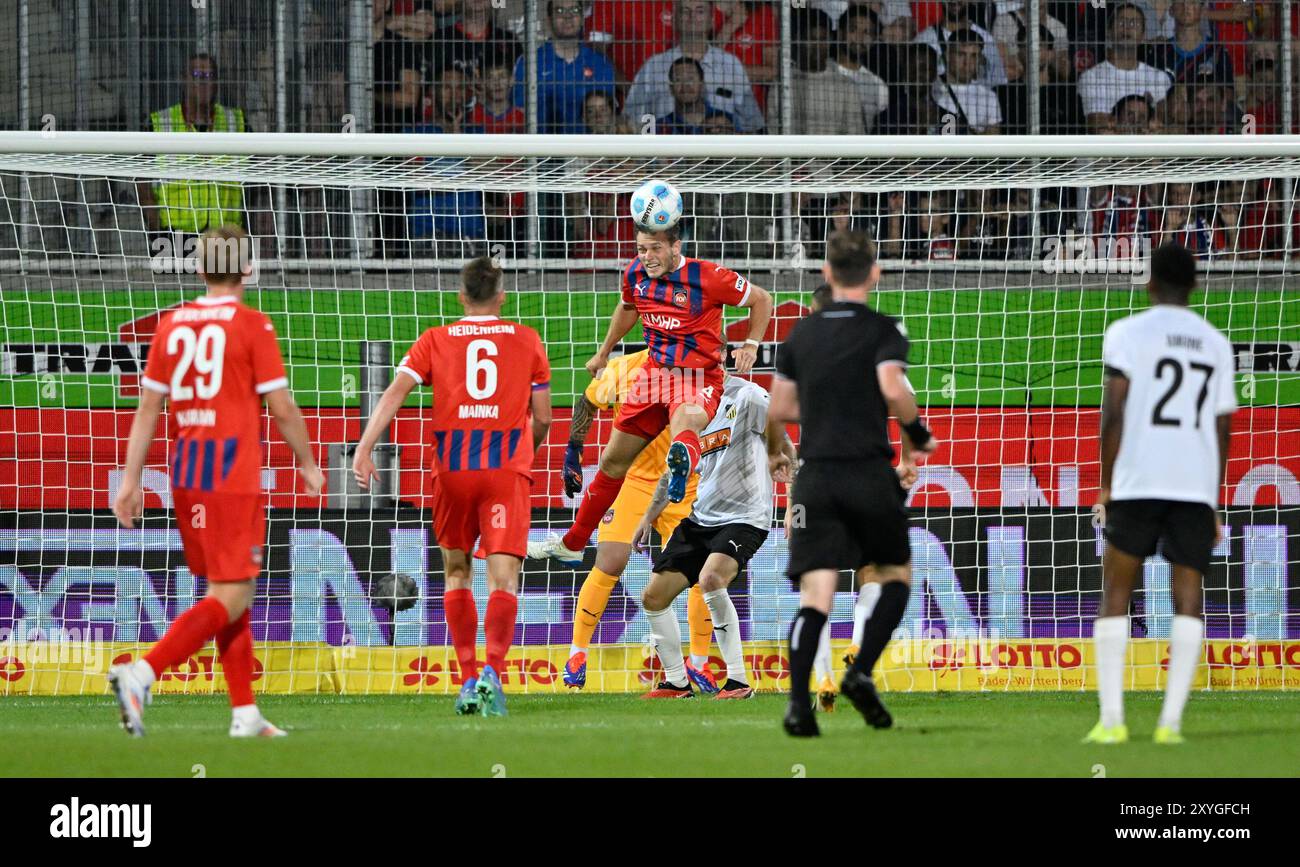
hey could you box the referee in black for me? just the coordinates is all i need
[769,231,937,737]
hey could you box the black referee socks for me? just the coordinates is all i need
[787,607,828,706]
[853,581,911,677]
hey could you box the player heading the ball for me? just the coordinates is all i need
[109,224,325,739]
[530,213,774,567]
[353,256,552,718]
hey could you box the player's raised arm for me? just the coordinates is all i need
[353,372,418,490]
[730,283,773,376]
[264,388,325,496]
[112,387,167,529]
[587,302,639,377]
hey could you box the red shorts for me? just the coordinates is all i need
[172,490,266,583]
[613,363,725,441]
[433,469,531,559]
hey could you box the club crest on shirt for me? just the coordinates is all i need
[602,508,615,524]
[672,288,688,308]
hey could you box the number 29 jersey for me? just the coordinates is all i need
[140,295,290,495]
[1102,304,1237,507]
[397,315,551,479]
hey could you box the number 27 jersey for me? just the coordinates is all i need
[140,295,289,495]
[1102,304,1237,507]
[397,315,551,478]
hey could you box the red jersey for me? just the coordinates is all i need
[587,1,675,84]
[140,295,288,495]
[397,315,550,478]
[620,256,751,370]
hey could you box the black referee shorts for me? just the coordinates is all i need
[653,518,769,585]
[786,459,910,587]
[1103,498,1217,576]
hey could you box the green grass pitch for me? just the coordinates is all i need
[3,692,1297,777]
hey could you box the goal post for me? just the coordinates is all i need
[1,132,1297,696]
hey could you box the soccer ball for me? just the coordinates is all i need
[372,572,419,613]
[630,179,684,231]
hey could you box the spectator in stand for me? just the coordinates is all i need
[587,0,676,86]
[582,90,633,133]
[432,0,521,81]
[1144,0,1235,88]
[573,191,637,262]
[915,0,1008,86]
[473,52,525,132]
[712,2,779,114]
[878,1,917,44]
[472,52,525,258]
[771,8,866,134]
[373,0,436,133]
[1112,92,1163,134]
[1088,183,1152,256]
[991,0,1070,82]
[658,57,738,134]
[932,28,1002,133]
[834,5,890,131]
[140,53,252,250]
[997,25,1084,133]
[1157,181,1215,255]
[901,189,958,260]
[1078,4,1173,131]
[1185,70,1241,133]
[878,42,945,134]
[624,0,765,132]
[1240,55,1282,134]
[517,1,616,134]
[405,65,487,255]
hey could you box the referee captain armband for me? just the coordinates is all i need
[902,418,933,448]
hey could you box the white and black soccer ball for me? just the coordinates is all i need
[630,179,684,231]
[372,572,419,613]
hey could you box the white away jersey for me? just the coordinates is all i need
[1102,305,1237,507]
[691,377,773,530]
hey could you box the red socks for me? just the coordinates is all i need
[562,469,626,552]
[444,588,480,680]
[672,430,701,473]
[216,609,255,707]
[144,595,229,677]
[484,590,518,675]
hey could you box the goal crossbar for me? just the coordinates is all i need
[2,133,1299,193]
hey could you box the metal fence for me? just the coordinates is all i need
[4,0,1294,136]
[0,0,1296,266]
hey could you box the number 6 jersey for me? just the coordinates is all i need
[140,294,290,495]
[397,315,551,478]
[1101,304,1237,507]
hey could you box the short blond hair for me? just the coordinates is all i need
[197,225,252,286]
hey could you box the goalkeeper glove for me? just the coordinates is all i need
[563,444,584,497]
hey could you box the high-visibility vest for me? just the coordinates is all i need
[149,103,246,233]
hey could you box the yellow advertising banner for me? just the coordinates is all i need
[2,639,1298,696]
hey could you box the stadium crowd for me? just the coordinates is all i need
[135,0,1299,261]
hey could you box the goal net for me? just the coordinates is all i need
[1,132,1297,696]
